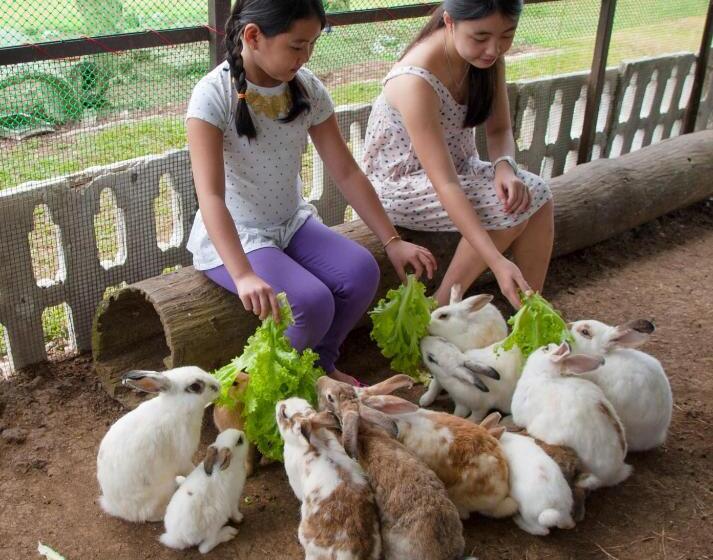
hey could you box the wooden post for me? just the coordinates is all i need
[578,0,618,164]
[683,0,713,133]
[208,0,231,69]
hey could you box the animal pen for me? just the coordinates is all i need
[0,0,712,557]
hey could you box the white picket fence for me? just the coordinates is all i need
[0,51,711,371]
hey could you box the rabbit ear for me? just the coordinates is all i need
[455,367,490,392]
[463,361,500,380]
[463,294,494,315]
[341,407,360,460]
[217,448,233,471]
[361,395,419,415]
[480,411,502,430]
[563,353,605,374]
[359,405,398,437]
[609,319,654,349]
[488,426,506,439]
[121,370,170,393]
[309,411,340,431]
[449,283,463,304]
[360,374,413,396]
[204,445,219,475]
[549,341,572,362]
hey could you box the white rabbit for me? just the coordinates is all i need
[511,342,632,491]
[160,429,248,553]
[97,367,220,522]
[277,398,381,560]
[420,335,522,421]
[569,319,672,451]
[499,431,575,536]
[428,284,508,352]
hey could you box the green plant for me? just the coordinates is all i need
[369,275,436,382]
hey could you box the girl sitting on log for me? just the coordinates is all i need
[185,0,436,386]
[363,0,554,309]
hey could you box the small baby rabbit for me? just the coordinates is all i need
[420,335,522,421]
[428,284,508,352]
[317,376,469,560]
[277,397,381,560]
[160,429,248,553]
[511,342,632,491]
[569,319,672,451]
[499,431,576,535]
[359,389,517,520]
[97,367,220,522]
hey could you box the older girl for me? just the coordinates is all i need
[363,0,553,309]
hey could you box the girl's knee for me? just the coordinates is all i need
[344,247,380,303]
[289,283,335,349]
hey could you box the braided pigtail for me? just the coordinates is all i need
[225,6,257,138]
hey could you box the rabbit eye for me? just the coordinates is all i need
[327,393,335,403]
[236,435,244,446]
[438,312,450,320]
[186,381,205,394]
[579,328,592,339]
[426,352,438,365]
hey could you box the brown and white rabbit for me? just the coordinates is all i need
[317,377,472,560]
[357,380,516,520]
[277,397,381,560]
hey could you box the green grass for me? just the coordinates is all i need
[1,116,185,189]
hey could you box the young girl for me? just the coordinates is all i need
[186,0,436,385]
[363,0,554,309]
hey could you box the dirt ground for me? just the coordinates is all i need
[1,201,712,560]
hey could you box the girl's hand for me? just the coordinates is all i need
[385,239,437,283]
[233,271,280,322]
[491,257,532,309]
[495,167,531,214]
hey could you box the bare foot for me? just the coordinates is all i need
[327,369,363,387]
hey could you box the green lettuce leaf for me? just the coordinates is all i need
[225,292,323,462]
[369,275,436,381]
[498,292,573,359]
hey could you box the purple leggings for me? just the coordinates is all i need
[204,217,380,373]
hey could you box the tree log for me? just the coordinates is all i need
[93,130,713,404]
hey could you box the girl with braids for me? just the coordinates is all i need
[186,0,436,386]
[363,0,554,310]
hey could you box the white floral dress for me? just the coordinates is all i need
[363,66,551,232]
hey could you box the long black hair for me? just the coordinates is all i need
[403,0,522,127]
[224,0,327,138]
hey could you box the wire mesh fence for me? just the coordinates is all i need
[0,0,711,371]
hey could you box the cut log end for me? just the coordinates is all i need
[92,288,172,407]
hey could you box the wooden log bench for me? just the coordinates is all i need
[93,130,713,405]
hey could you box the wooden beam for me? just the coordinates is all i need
[578,0,618,164]
[0,28,209,66]
[208,0,232,69]
[683,0,713,133]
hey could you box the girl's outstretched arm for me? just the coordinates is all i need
[309,114,437,283]
[187,118,279,321]
[382,74,530,308]
[484,60,531,215]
